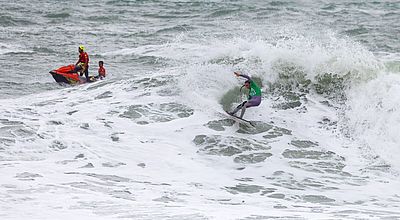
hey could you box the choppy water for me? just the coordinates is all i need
[1,0,400,219]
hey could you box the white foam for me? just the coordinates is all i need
[346,72,400,171]
[0,42,31,55]
[1,30,400,219]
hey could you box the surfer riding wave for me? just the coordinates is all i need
[228,71,262,119]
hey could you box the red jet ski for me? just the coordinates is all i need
[49,64,87,84]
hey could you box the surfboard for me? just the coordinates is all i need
[225,111,255,127]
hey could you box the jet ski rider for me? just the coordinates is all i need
[75,45,90,82]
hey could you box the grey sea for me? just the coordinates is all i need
[1,1,400,219]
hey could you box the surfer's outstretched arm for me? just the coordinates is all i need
[234,72,252,81]
[233,72,253,82]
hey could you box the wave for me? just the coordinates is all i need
[44,12,71,19]
[0,15,36,26]
[0,43,33,55]
[150,28,400,172]
[147,29,381,103]
[345,72,400,171]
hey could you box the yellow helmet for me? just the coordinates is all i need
[79,45,85,51]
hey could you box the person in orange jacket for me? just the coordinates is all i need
[75,45,90,82]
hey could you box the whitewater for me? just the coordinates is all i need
[1,0,400,219]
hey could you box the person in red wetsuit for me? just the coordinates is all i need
[75,45,90,82]
[97,61,106,79]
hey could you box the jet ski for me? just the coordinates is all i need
[49,64,86,84]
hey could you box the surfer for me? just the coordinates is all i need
[228,71,262,118]
[74,45,90,82]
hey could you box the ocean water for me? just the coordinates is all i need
[1,0,400,219]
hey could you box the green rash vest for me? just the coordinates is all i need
[248,80,261,99]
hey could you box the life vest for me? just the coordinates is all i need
[98,66,106,77]
[78,52,89,67]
